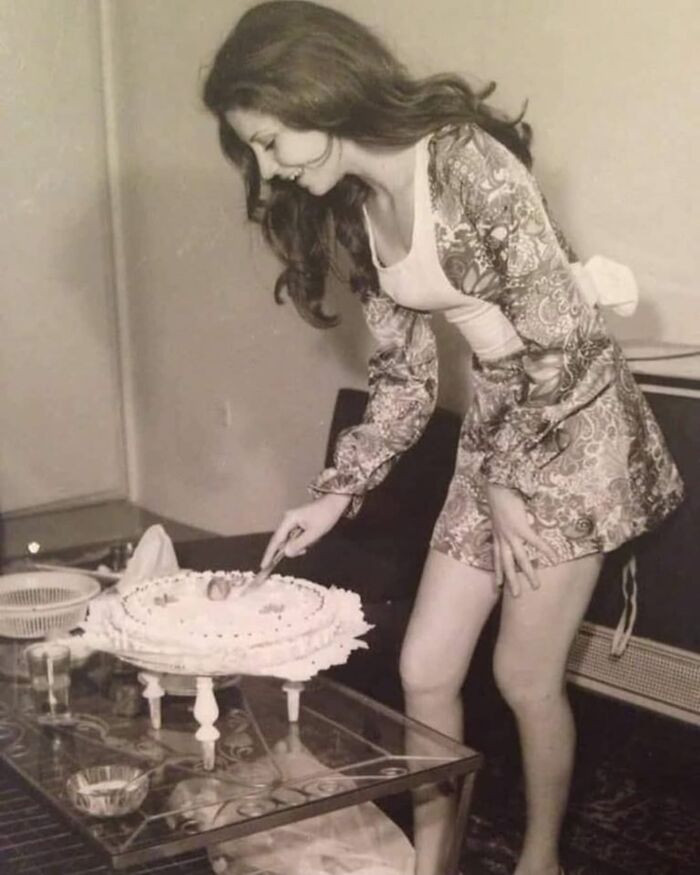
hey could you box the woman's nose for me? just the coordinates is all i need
[256,150,277,181]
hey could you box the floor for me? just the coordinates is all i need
[461,689,700,874]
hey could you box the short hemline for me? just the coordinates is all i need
[429,504,683,573]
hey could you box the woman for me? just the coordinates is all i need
[203,3,684,874]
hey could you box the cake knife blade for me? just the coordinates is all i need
[206,525,303,601]
[241,525,304,596]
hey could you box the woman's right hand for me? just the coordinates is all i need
[260,493,353,568]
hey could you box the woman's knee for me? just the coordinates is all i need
[492,646,565,710]
[399,637,462,700]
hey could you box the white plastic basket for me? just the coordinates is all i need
[0,571,101,639]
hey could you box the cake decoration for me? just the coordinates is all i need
[80,570,372,682]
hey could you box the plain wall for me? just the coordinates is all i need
[0,0,126,513]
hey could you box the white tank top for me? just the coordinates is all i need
[363,136,524,361]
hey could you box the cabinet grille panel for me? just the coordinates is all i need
[567,622,700,724]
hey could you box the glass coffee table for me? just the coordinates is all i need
[0,650,481,874]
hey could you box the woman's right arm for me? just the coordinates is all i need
[261,287,438,565]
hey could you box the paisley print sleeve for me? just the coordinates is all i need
[309,287,438,516]
[446,125,620,496]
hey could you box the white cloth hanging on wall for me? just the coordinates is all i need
[570,255,639,317]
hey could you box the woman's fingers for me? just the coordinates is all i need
[488,484,559,595]
[513,519,558,567]
[509,521,558,572]
[493,544,504,594]
[510,539,541,591]
[495,533,547,597]
[260,532,283,569]
[262,495,350,566]
[499,541,521,598]
[261,495,350,567]
[283,524,309,557]
[260,518,303,567]
[529,532,558,566]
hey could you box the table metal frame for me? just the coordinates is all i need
[0,653,481,873]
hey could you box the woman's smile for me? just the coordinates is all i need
[227,108,341,193]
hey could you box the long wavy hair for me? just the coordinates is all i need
[203,0,532,327]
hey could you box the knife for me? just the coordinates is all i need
[206,525,304,601]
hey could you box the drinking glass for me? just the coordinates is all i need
[25,642,72,723]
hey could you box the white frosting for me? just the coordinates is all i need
[82,571,372,680]
[119,572,334,651]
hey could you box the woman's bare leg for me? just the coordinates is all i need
[400,549,499,875]
[493,553,603,875]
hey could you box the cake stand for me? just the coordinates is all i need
[129,662,305,771]
[77,574,372,770]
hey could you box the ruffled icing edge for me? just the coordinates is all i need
[79,575,373,682]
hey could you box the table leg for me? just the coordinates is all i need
[138,672,164,730]
[444,771,477,875]
[194,676,220,770]
[282,680,304,722]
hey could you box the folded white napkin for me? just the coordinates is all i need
[570,255,639,317]
[116,524,179,594]
[51,525,179,659]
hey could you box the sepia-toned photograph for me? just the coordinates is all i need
[0,2,698,873]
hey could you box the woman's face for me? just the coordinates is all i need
[227,108,343,196]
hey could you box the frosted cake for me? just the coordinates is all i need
[81,570,371,680]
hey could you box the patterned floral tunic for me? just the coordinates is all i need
[311,123,684,570]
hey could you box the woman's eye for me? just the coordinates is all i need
[263,140,275,152]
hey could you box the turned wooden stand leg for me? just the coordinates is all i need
[138,672,164,730]
[194,676,220,770]
[282,681,305,723]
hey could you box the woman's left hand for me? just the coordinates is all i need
[486,483,558,596]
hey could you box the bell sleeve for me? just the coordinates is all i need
[309,286,438,516]
[452,125,620,497]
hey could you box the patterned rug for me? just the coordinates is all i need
[460,692,700,874]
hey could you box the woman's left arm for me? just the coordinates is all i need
[451,125,621,499]
[448,126,621,589]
